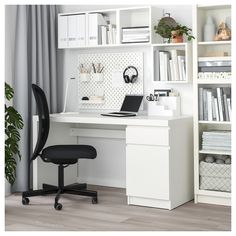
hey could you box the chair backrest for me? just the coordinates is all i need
[31,84,50,161]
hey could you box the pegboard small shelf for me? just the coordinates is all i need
[80,100,105,105]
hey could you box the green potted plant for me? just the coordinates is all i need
[5,82,24,186]
[154,20,195,43]
[170,24,195,43]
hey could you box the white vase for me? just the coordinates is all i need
[5,179,11,197]
[203,16,215,41]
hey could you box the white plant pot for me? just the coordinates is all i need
[5,179,11,197]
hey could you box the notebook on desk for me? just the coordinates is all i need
[101,95,143,117]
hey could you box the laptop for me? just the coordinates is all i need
[101,95,143,117]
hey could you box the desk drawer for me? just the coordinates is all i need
[126,126,169,146]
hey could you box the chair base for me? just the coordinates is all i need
[22,183,98,210]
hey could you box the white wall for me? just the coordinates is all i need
[58,4,193,115]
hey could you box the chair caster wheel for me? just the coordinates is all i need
[22,197,30,205]
[92,197,98,204]
[54,203,62,210]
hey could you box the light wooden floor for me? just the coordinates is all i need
[5,185,231,231]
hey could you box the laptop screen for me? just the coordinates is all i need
[120,95,143,112]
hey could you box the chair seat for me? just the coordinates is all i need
[41,145,97,164]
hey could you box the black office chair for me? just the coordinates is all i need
[22,84,98,210]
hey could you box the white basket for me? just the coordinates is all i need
[199,161,231,192]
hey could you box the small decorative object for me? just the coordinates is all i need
[214,22,231,41]
[203,16,215,41]
[205,156,215,163]
[154,13,177,42]
[154,14,194,43]
[216,159,225,164]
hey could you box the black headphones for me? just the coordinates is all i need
[123,66,138,84]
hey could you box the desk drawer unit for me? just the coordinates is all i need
[126,126,169,146]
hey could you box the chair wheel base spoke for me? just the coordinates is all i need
[54,202,63,210]
[92,197,98,204]
[22,197,30,205]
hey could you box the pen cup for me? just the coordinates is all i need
[93,73,104,82]
[80,73,90,82]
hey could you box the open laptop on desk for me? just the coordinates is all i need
[101,95,143,117]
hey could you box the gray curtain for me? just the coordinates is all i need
[13,5,59,191]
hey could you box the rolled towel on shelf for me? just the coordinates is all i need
[216,159,225,164]
[205,156,215,163]
[225,158,231,165]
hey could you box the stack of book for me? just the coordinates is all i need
[88,13,116,45]
[122,26,150,43]
[155,49,186,81]
[199,87,231,122]
[202,130,231,151]
[98,24,116,45]
[198,57,231,80]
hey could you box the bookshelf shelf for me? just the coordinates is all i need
[152,42,189,47]
[154,80,189,84]
[197,79,231,84]
[198,120,231,125]
[197,189,231,198]
[193,4,232,206]
[198,41,231,46]
[80,100,105,105]
[66,42,152,50]
[199,149,231,155]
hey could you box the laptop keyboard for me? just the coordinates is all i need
[110,112,134,115]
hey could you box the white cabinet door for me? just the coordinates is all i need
[126,144,170,200]
[58,15,68,48]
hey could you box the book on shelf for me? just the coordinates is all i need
[88,13,107,45]
[199,87,231,122]
[154,50,160,81]
[171,50,185,81]
[155,49,186,82]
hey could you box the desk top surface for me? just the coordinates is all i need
[43,112,192,127]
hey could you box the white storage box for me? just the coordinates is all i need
[148,96,180,116]
[199,161,231,192]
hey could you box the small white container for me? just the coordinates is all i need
[93,73,104,82]
[80,73,90,82]
[148,96,181,116]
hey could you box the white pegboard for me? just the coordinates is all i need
[78,52,143,110]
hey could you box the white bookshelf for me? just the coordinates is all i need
[193,4,231,206]
[58,6,163,49]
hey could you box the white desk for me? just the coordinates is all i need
[33,112,193,210]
